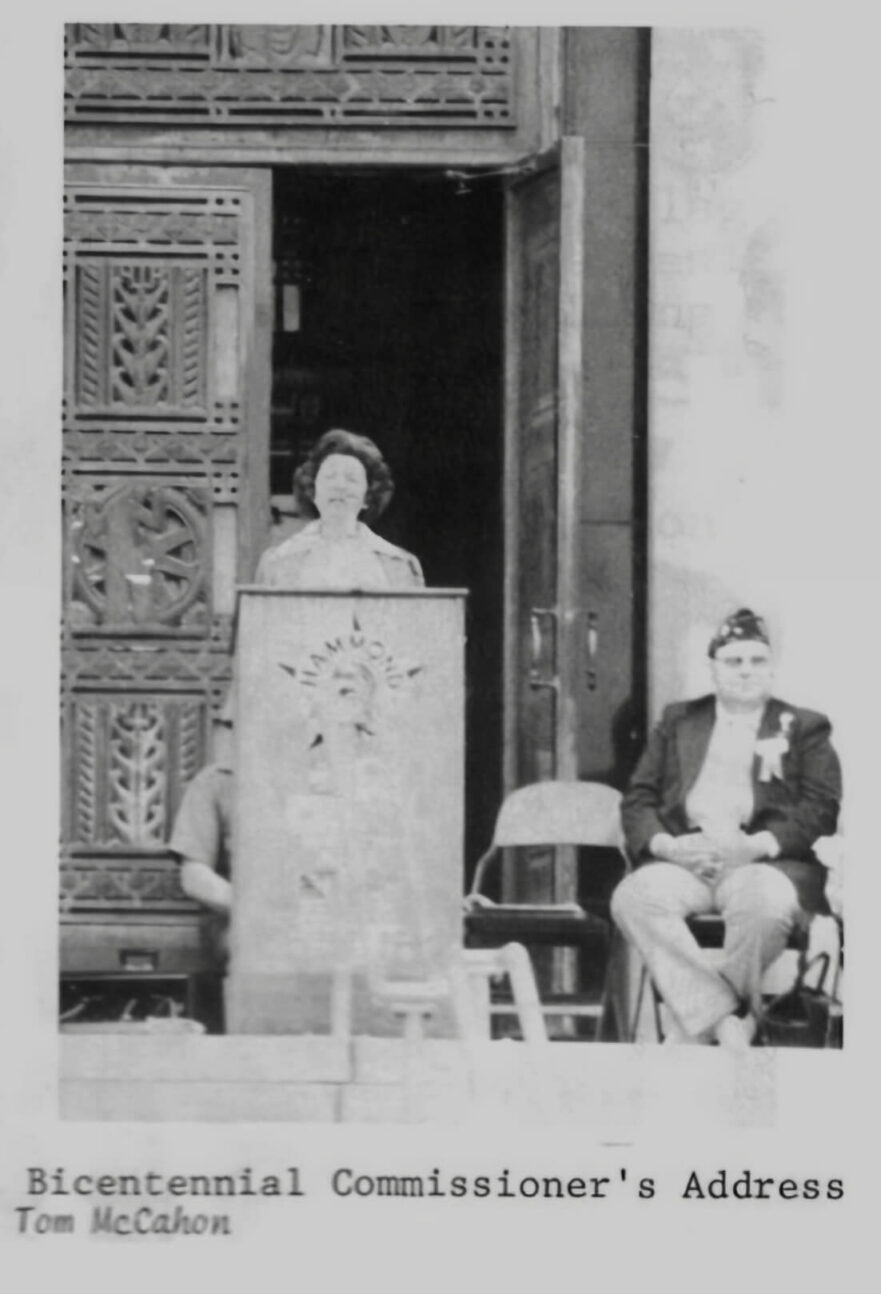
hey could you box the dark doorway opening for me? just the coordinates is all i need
[270,169,504,875]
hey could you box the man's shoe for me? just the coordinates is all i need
[713,1012,757,1051]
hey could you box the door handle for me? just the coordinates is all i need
[585,610,599,693]
[529,607,558,691]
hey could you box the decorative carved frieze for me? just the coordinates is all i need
[70,24,212,60]
[342,26,479,56]
[61,638,234,689]
[62,430,241,502]
[224,26,334,69]
[64,208,239,248]
[60,860,190,909]
[63,429,237,466]
[65,24,515,129]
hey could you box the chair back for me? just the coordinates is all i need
[467,781,624,901]
[492,781,623,849]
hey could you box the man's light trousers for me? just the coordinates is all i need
[611,861,801,1037]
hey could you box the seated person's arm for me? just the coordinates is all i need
[624,704,801,873]
[169,767,232,914]
[698,713,841,866]
[738,829,780,860]
[649,829,776,879]
[180,859,232,914]
[648,830,723,880]
[621,711,674,861]
[622,708,725,872]
[754,710,842,857]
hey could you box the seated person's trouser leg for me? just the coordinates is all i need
[611,862,800,1038]
[713,864,801,1016]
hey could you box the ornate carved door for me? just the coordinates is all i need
[61,165,270,929]
[503,139,586,904]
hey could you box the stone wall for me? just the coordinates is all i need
[648,28,867,813]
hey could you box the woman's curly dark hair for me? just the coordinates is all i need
[293,429,395,526]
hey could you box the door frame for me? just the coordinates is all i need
[502,137,587,797]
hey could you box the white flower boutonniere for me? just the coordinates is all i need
[755,711,794,782]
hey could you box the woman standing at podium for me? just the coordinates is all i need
[174,430,423,978]
[257,429,424,590]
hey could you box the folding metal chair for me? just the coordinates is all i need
[463,781,627,1038]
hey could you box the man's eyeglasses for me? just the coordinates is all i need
[714,655,772,669]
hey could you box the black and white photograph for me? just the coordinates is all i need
[1,2,875,1286]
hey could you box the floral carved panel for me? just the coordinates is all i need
[64,183,244,435]
[68,694,206,853]
[75,260,208,416]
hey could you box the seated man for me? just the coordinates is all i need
[169,718,234,971]
[611,608,841,1048]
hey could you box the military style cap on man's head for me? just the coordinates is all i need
[708,607,771,657]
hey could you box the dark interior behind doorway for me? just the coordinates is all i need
[270,170,504,875]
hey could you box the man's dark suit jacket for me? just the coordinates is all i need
[621,695,842,913]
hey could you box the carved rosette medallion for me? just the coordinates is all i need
[67,482,209,633]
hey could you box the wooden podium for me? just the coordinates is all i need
[226,588,466,1035]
